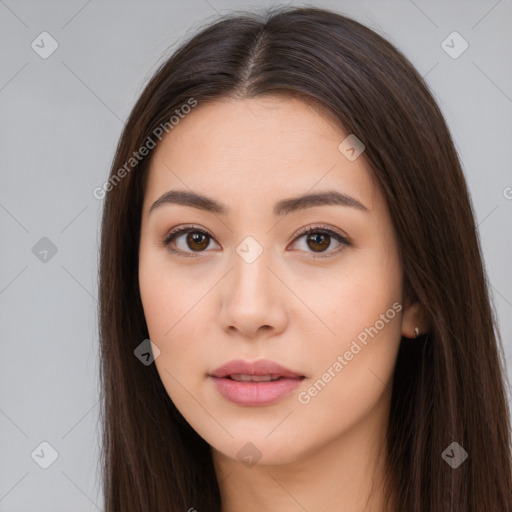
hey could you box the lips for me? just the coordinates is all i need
[209,358,305,406]
[209,358,305,380]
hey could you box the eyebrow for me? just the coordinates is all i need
[149,189,369,216]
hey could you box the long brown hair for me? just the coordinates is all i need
[98,6,512,511]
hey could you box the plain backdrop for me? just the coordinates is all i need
[0,0,511,510]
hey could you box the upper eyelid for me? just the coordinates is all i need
[294,224,348,240]
[164,223,348,243]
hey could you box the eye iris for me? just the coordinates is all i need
[187,232,209,251]
[307,232,330,252]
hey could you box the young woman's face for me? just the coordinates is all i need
[139,96,406,466]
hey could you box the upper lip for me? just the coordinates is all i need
[209,358,305,379]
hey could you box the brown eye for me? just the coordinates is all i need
[291,225,350,258]
[306,232,331,252]
[185,231,210,251]
[163,226,220,257]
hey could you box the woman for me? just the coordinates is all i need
[98,6,512,511]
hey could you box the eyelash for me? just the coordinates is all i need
[160,223,350,259]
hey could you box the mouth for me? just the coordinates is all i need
[209,358,305,379]
[224,374,293,382]
[209,359,306,406]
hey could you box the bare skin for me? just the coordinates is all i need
[138,96,428,511]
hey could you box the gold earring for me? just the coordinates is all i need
[414,327,421,337]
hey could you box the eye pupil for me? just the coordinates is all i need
[307,233,330,252]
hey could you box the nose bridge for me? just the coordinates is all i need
[230,234,274,301]
[218,232,287,336]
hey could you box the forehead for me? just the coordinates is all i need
[144,96,377,213]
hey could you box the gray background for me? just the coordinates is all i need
[1,0,511,510]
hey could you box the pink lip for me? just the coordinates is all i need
[210,358,304,379]
[209,358,305,407]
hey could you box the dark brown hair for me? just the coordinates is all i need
[98,6,512,511]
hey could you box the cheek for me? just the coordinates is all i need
[139,275,197,423]
[139,274,204,364]
[138,246,209,340]
[293,245,402,349]
[294,248,403,420]
[138,255,214,403]
[138,268,171,342]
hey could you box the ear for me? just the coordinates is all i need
[401,297,430,339]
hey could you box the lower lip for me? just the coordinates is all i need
[210,376,304,406]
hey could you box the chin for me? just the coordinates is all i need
[208,428,310,468]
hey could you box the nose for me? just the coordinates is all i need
[218,247,288,339]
